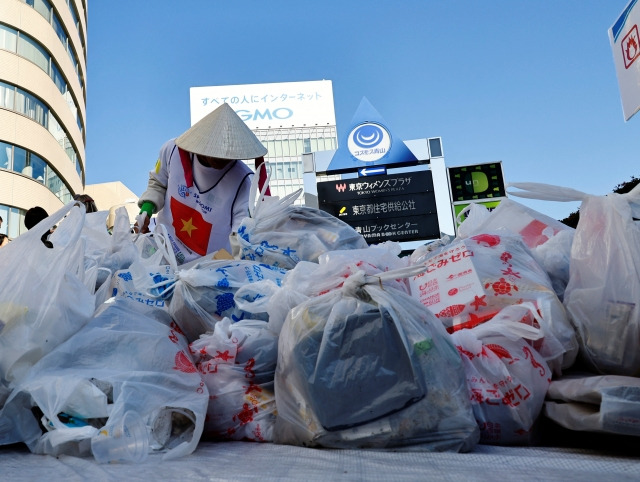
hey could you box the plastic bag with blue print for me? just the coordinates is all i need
[230,164,368,269]
[168,258,288,343]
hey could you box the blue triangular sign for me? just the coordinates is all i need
[326,97,417,173]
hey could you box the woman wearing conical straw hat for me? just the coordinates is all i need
[135,103,268,265]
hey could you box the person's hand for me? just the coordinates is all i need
[133,212,151,234]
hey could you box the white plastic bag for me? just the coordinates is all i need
[235,245,412,335]
[455,197,575,300]
[86,207,140,307]
[0,298,207,461]
[457,197,573,250]
[408,232,577,375]
[232,172,368,268]
[274,266,480,451]
[545,374,640,436]
[509,181,640,375]
[190,318,278,441]
[169,260,288,343]
[451,304,551,445]
[0,202,95,387]
[562,185,640,375]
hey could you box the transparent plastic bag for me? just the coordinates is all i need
[236,245,412,335]
[274,267,479,451]
[510,182,640,375]
[545,374,640,436]
[561,184,640,375]
[457,197,573,250]
[0,298,207,461]
[233,171,368,269]
[407,232,577,375]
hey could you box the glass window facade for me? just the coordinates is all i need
[0,204,28,239]
[0,81,83,182]
[0,24,17,52]
[19,0,86,92]
[17,35,49,73]
[32,0,52,21]
[251,126,337,206]
[0,0,86,240]
[0,141,73,202]
[0,23,85,137]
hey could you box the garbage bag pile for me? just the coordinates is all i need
[1,181,640,463]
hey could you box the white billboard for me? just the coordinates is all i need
[189,80,336,129]
[609,0,640,121]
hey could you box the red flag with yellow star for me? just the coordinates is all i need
[170,197,212,256]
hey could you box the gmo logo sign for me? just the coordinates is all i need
[236,107,294,123]
[347,122,391,162]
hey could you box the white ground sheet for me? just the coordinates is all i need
[2,441,639,481]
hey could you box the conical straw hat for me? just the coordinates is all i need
[175,103,267,159]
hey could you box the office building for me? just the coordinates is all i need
[0,0,87,239]
[189,80,337,204]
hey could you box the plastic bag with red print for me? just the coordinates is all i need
[190,317,278,442]
[450,303,551,445]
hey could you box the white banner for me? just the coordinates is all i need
[609,0,640,121]
[189,80,336,129]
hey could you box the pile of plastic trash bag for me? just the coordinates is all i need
[0,180,639,463]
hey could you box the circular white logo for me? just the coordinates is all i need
[347,122,391,162]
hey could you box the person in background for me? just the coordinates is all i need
[24,206,49,230]
[24,206,53,248]
[0,216,8,247]
[73,194,98,213]
[135,103,268,265]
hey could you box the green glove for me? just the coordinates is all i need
[139,201,155,217]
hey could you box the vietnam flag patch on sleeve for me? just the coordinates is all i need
[170,197,212,256]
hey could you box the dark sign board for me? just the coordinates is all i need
[318,170,434,202]
[319,191,436,222]
[347,213,440,243]
[317,170,440,243]
[448,162,506,202]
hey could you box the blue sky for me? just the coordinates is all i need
[85,1,638,221]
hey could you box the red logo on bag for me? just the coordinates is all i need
[471,234,500,247]
[214,350,234,362]
[252,423,264,441]
[486,344,513,361]
[485,278,518,296]
[436,304,465,318]
[523,346,546,377]
[174,350,197,373]
[233,403,258,425]
[456,345,476,360]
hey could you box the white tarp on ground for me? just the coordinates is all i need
[2,441,640,481]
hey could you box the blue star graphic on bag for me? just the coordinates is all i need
[216,292,235,316]
[216,278,230,288]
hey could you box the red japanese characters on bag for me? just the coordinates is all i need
[408,233,577,376]
[450,303,551,445]
[189,318,277,442]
